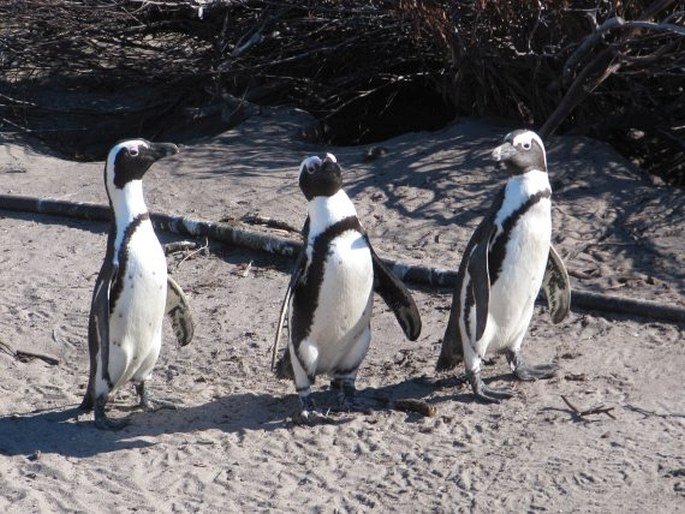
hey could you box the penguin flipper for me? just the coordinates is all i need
[81,261,117,411]
[368,241,422,341]
[273,218,309,373]
[436,286,464,371]
[467,226,494,342]
[165,276,194,346]
[542,245,571,323]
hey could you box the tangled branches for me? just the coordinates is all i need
[0,0,683,183]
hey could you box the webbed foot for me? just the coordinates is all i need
[94,396,129,431]
[292,395,333,426]
[330,378,357,412]
[507,351,559,381]
[468,371,515,404]
[136,383,177,412]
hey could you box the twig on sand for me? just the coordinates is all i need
[561,395,616,420]
[368,392,437,418]
[174,238,210,268]
[0,340,60,366]
[625,404,685,419]
[391,398,437,417]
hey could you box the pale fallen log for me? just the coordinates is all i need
[0,194,683,324]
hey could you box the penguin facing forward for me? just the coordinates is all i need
[274,153,422,425]
[436,130,570,403]
[80,139,194,430]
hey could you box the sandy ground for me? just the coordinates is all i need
[0,109,683,513]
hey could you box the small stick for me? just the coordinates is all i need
[392,398,437,417]
[14,350,60,366]
[176,237,209,267]
[561,395,615,419]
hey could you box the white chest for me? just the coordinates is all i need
[310,230,374,341]
[110,222,167,357]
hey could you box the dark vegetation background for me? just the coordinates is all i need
[0,0,683,184]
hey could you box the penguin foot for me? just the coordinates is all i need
[292,395,333,426]
[136,383,176,411]
[507,351,559,381]
[94,398,129,431]
[330,378,357,412]
[292,408,334,426]
[140,397,177,412]
[513,362,559,381]
[468,372,515,404]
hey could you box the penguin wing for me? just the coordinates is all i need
[467,223,495,342]
[437,189,503,371]
[273,218,309,375]
[367,238,422,341]
[165,276,194,346]
[542,244,571,323]
[88,260,118,383]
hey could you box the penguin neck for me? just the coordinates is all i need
[109,180,151,255]
[307,189,357,239]
[497,169,551,223]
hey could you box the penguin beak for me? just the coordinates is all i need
[147,142,180,161]
[492,142,517,162]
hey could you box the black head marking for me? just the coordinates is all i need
[298,153,343,200]
[108,139,179,189]
[492,129,547,175]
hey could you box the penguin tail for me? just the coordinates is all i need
[435,351,461,372]
[274,351,295,380]
[79,391,94,412]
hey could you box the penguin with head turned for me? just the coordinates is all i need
[437,129,570,403]
[274,153,422,425]
[79,139,194,430]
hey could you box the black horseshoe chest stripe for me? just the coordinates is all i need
[109,212,150,314]
[290,215,364,347]
[487,189,551,285]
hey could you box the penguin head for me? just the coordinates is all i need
[298,153,343,200]
[492,130,547,174]
[105,139,179,192]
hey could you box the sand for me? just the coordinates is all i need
[0,109,683,513]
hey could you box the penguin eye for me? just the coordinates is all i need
[306,163,317,174]
[129,148,139,157]
[522,142,532,150]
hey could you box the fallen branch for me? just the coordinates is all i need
[1,194,684,324]
[0,341,60,365]
[561,395,616,420]
[14,350,60,366]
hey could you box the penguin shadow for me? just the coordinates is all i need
[322,375,443,422]
[0,391,300,458]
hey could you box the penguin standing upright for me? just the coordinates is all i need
[80,139,194,430]
[437,130,570,403]
[274,153,422,425]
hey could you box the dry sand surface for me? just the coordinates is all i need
[0,109,683,513]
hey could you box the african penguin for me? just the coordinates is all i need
[436,129,571,403]
[79,139,195,430]
[274,153,422,425]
